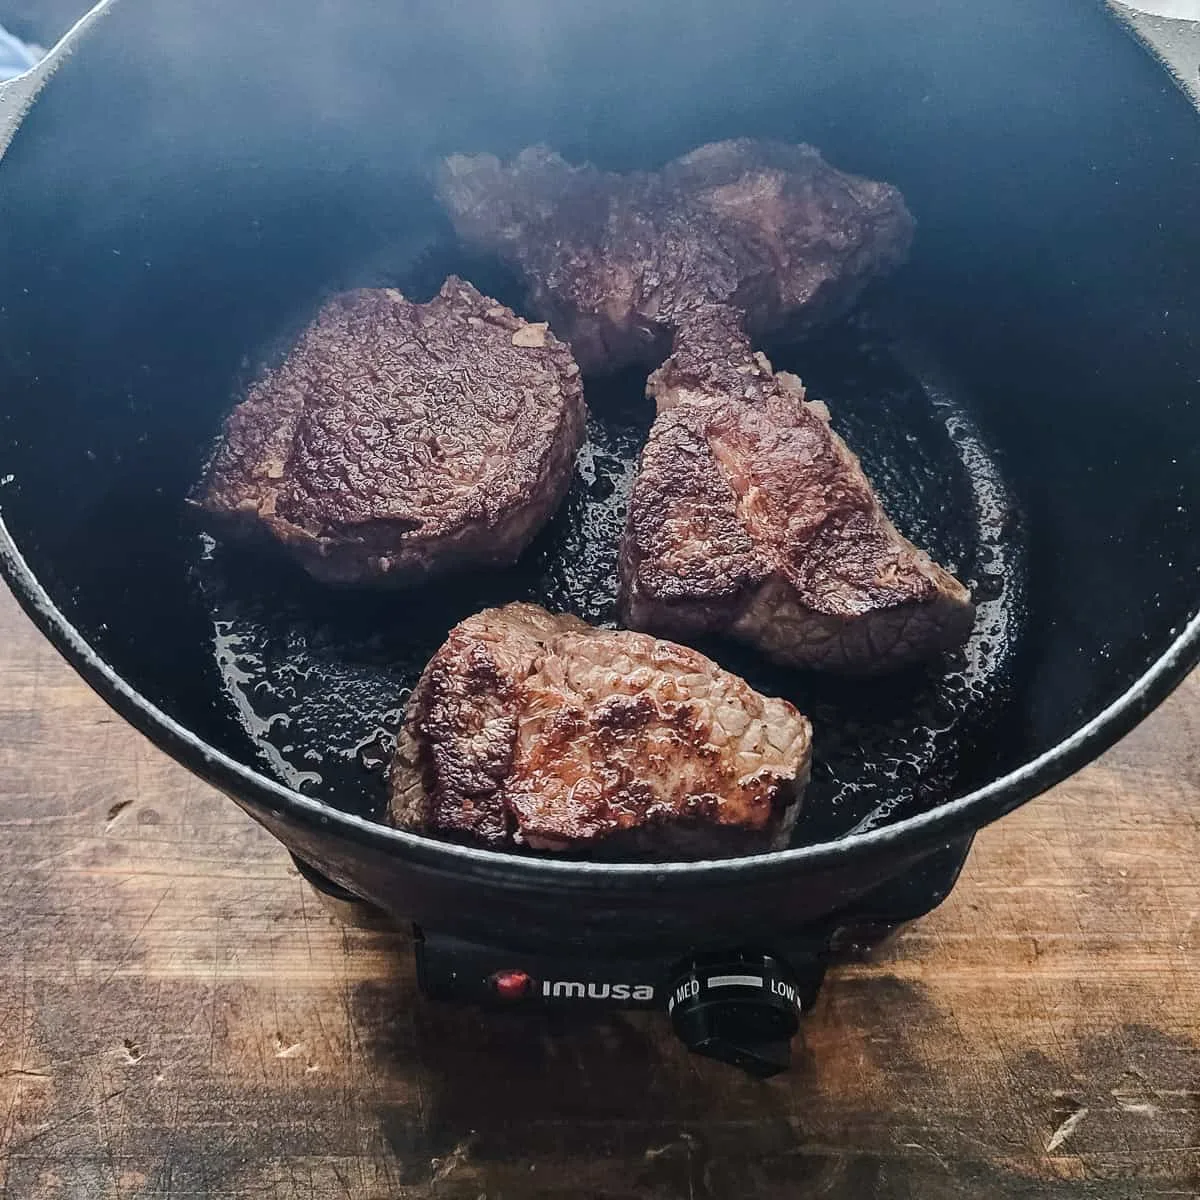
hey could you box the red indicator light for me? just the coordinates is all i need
[490,969,533,1000]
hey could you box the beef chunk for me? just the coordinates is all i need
[618,307,975,674]
[389,603,812,858]
[437,139,913,374]
[196,277,585,585]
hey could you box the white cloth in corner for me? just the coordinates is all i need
[0,23,43,83]
[1119,0,1200,17]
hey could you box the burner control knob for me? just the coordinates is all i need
[667,953,804,1078]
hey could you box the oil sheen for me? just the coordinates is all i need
[191,312,1027,847]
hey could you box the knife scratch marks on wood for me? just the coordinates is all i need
[1045,1098,1088,1152]
[1112,1071,1163,1118]
[106,800,133,827]
[274,1034,306,1060]
[430,1138,475,1183]
[100,887,172,987]
[1112,1093,1160,1116]
[901,1142,952,1174]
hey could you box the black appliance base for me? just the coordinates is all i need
[291,837,973,1077]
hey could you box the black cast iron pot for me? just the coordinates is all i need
[0,0,1198,1025]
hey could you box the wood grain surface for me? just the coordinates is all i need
[2,0,1199,1193]
[0,583,1197,1199]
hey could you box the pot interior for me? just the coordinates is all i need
[0,0,1197,851]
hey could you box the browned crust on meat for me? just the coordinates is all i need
[437,139,914,374]
[388,603,812,858]
[620,310,975,674]
[196,278,586,585]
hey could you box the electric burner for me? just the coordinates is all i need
[292,837,971,1078]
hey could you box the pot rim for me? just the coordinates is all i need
[4,523,1199,886]
[2,0,1199,889]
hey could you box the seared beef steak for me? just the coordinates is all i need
[437,139,913,374]
[197,277,585,585]
[436,138,954,670]
[389,603,812,857]
[619,307,975,674]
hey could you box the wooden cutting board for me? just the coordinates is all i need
[0,582,1197,1198]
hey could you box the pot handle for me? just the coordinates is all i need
[0,0,118,163]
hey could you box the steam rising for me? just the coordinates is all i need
[46,0,961,179]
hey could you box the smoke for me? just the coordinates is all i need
[7,0,1179,317]
[44,0,945,173]
[14,0,1114,233]
[5,0,1166,384]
